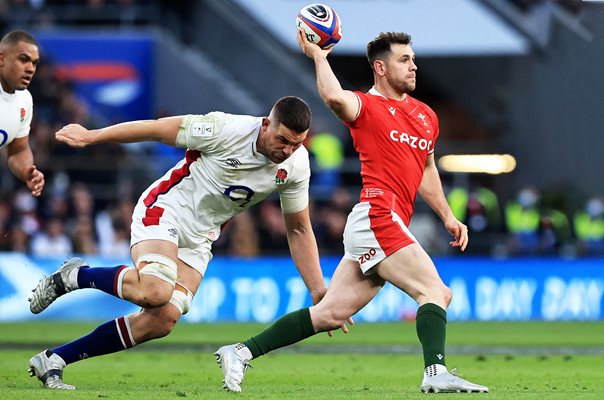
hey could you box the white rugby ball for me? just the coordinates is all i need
[296,4,342,48]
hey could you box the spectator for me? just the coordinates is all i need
[314,187,351,255]
[308,128,344,199]
[8,223,29,252]
[539,206,571,255]
[448,186,501,234]
[228,211,260,257]
[71,215,97,254]
[256,200,288,254]
[505,186,541,255]
[30,217,72,257]
[574,196,604,256]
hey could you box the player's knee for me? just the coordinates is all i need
[140,313,179,340]
[136,253,178,308]
[141,285,174,308]
[169,284,194,315]
[442,285,452,307]
[151,316,178,339]
[313,306,350,331]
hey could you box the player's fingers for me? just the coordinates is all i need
[348,317,354,326]
[460,231,469,251]
[327,330,333,337]
[296,28,308,47]
[55,132,68,143]
[340,324,349,334]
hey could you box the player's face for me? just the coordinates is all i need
[384,43,417,94]
[262,120,307,164]
[0,41,39,93]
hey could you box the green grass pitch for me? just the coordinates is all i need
[1,321,603,399]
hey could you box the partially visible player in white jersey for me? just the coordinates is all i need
[27,96,329,390]
[0,30,44,197]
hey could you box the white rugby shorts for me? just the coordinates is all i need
[343,192,417,274]
[131,200,213,276]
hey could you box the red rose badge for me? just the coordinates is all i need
[275,168,288,184]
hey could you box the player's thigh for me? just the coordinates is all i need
[175,257,203,294]
[131,239,179,264]
[373,242,448,306]
[313,258,384,324]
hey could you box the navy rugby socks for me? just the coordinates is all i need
[77,265,130,297]
[51,316,136,365]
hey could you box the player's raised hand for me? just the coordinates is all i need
[25,165,44,197]
[297,28,334,59]
[445,216,469,252]
[55,124,90,148]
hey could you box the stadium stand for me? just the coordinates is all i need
[0,0,602,258]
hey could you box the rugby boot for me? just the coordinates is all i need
[214,344,252,392]
[29,257,88,314]
[421,368,489,393]
[28,350,75,390]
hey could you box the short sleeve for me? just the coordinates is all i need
[279,148,311,214]
[344,91,365,129]
[16,91,33,138]
[175,112,228,152]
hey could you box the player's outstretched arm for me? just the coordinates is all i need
[418,154,468,251]
[296,29,359,123]
[55,116,184,148]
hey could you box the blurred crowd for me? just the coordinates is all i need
[1,0,602,260]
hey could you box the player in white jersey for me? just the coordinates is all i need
[27,96,329,390]
[0,30,44,197]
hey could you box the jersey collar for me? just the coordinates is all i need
[369,86,407,102]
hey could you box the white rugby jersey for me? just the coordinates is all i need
[0,85,33,149]
[137,112,311,241]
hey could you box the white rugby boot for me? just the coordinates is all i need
[29,257,88,314]
[421,366,489,393]
[214,344,252,392]
[28,350,75,390]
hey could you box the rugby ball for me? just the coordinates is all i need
[296,4,342,48]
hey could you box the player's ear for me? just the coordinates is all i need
[374,59,386,76]
[262,117,271,128]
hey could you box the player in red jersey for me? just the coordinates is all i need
[215,31,488,394]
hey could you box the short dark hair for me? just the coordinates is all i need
[367,32,412,70]
[0,30,38,48]
[272,96,311,133]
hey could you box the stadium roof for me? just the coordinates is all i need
[233,0,530,57]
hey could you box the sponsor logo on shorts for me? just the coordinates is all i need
[358,248,377,265]
[168,228,177,238]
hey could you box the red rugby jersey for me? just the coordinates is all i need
[345,88,440,225]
